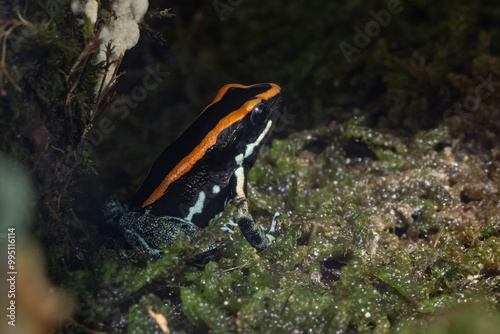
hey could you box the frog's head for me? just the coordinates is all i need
[200,83,283,167]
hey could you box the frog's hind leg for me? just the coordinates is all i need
[119,212,201,260]
[122,225,165,260]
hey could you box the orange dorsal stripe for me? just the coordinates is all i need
[141,83,281,207]
[199,84,248,114]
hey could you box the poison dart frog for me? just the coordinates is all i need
[101,83,282,259]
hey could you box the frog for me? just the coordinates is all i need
[100,83,283,260]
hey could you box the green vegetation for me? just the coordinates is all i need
[62,119,500,333]
[2,0,500,333]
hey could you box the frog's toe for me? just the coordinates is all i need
[261,211,281,233]
[269,211,281,233]
[262,213,279,247]
[226,219,238,227]
[220,219,238,234]
[220,226,235,234]
[265,234,276,244]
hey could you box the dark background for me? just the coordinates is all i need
[88,0,500,203]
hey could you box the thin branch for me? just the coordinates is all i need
[81,44,124,139]
[419,229,443,282]
[65,317,107,334]
[62,34,101,84]
[0,18,25,95]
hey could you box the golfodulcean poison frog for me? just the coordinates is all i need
[101,83,283,259]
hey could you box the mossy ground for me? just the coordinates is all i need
[64,117,500,333]
[2,0,500,333]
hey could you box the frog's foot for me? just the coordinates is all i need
[99,197,128,238]
[260,212,280,245]
[122,226,165,260]
[220,219,238,234]
[99,197,127,228]
[256,211,280,245]
[261,211,281,234]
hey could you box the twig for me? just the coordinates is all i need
[61,27,101,123]
[65,317,107,334]
[0,18,25,95]
[94,44,124,109]
[82,44,124,139]
[61,35,101,83]
[419,229,443,282]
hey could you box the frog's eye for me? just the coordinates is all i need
[250,103,267,126]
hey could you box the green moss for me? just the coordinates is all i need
[376,252,432,303]
[398,303,500,334]
[44,103,500,332]
[61,116,500,333]
[6,0,500,333]
[181,285,230,330]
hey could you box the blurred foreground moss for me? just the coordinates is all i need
[0,155,73,334]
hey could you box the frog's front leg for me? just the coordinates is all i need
[230,167,276,251]
[234,199,275,251]
[119,212,201,259]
